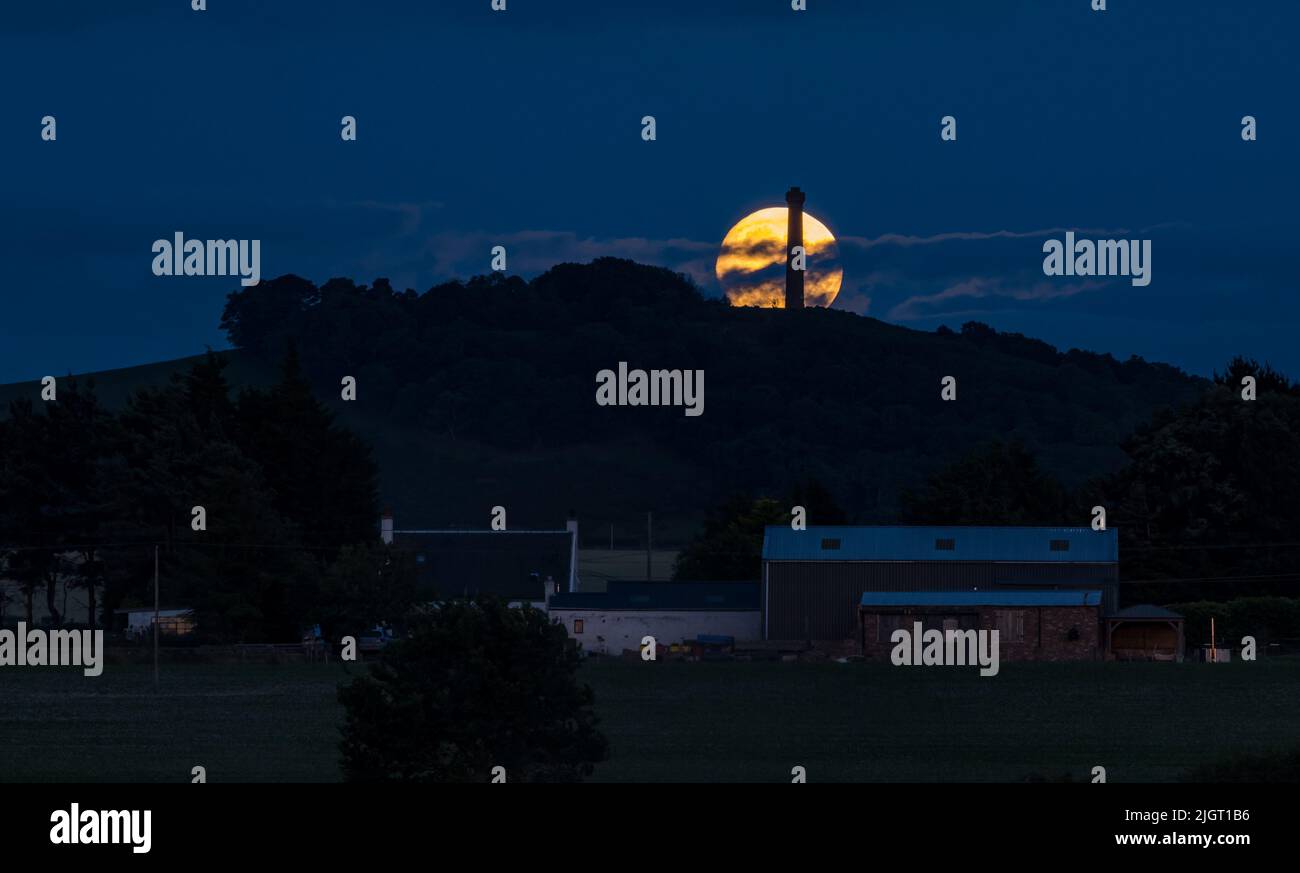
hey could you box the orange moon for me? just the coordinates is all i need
[715,207,843,308]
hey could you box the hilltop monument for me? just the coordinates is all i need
[785,186,806,309]
[716,188,842,309]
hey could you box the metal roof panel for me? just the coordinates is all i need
[859,590,1103,607]
[763,525,1117,563]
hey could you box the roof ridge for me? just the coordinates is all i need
[394,529,571,534]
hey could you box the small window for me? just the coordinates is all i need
[820,538,841,550]
[573,619,584,634]
[935,538,956,551]
[1050,539,1070,552]
[415,553,426,564]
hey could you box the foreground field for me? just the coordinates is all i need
[0,659,1295,782]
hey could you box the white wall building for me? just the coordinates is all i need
[547,581,761,655]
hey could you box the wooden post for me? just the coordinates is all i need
[153,545,160,689]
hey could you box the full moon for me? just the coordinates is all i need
[716,207,843,308]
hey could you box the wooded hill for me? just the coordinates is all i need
[3,258,1207,540]
[220,259,1202,533]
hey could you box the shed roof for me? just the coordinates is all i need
[764,526,1117,563]
[550,580,759,611]
[859,590,1103,608]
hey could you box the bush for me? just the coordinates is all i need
[1169,597,1300,649]
[338,598,607,782]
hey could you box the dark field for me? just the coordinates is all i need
[1,659,1295,782]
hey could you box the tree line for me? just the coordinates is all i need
[676,357,1300,606]
[0,349,412,642]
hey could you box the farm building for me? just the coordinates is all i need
[857,590,1103,662]
[762,526,1118,649]
[114,607,196,638]
[382,510,578,606]
[1106,604,1185,662]
[549,580,761,655]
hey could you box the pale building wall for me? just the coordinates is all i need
[550,609,761,655]
[123,608,193,635]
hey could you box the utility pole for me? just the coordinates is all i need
[646,512,653,581]
[153,545,160,690]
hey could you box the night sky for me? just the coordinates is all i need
[2,0,1295,382]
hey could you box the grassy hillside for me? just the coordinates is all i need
[0,351,703,544]
[0,260,1210,542]
[0,351,277,412]
[214,262,1208,530]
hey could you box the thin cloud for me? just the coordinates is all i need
[889,277,1110,321]
[349,200,445,236]
[841,227,1129,250]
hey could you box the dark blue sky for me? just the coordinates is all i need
[3,0,1296,382]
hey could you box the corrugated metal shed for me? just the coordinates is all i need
[761,525,1120,640]
[859,590,1102,608]
[550,580,759,611]
[763,525,1117,563]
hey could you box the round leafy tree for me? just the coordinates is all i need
[338,598,607,782]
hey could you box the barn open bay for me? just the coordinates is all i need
[1,659,1295,783]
